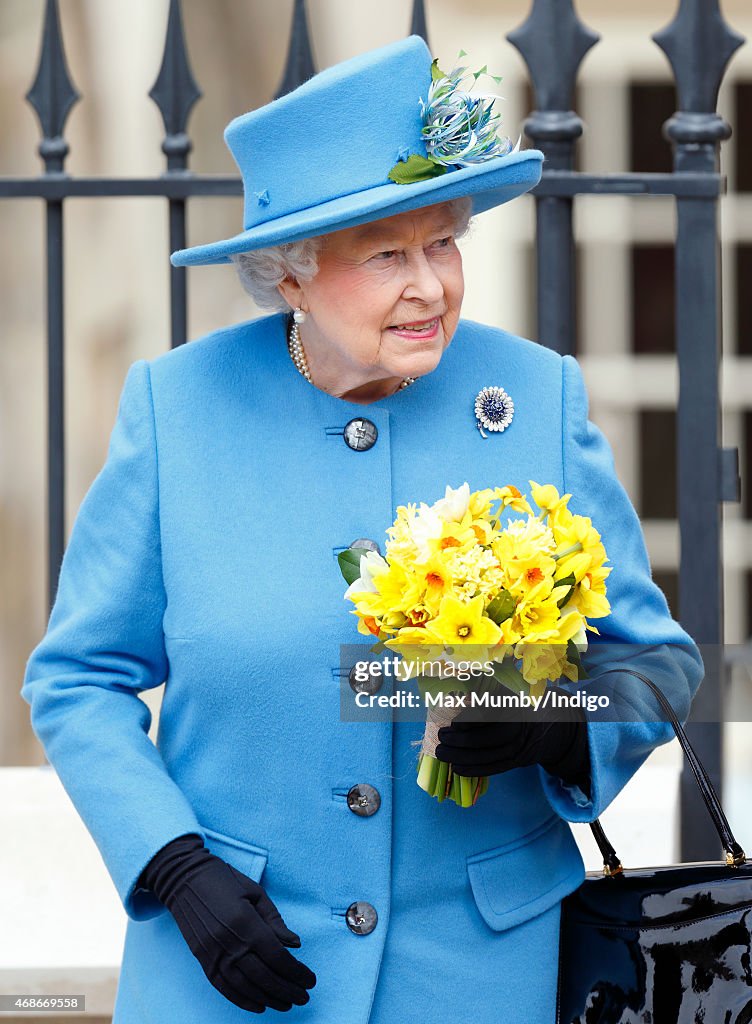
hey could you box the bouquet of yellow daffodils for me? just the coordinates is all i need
[338,482,612,808]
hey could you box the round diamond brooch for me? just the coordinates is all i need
[474,386,514,438]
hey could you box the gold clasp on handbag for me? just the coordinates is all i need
[602,860,623,877]
[726,847,747,867]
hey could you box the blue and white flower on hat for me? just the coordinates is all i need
[422,59,517,165]
[389,51,521,185]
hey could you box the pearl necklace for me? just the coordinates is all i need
[287,319,416,391]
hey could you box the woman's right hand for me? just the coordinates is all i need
[137,833,317,1013]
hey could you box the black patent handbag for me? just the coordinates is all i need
[557,668,752,1024]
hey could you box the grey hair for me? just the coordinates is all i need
[229,195,474,312]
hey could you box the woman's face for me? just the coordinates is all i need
[278,202,466,402]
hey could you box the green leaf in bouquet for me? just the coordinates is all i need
[554,572,577,609]
[337,547,365,585]
[486,589,515,624]
[566,638,590,681]
[490,658,528,695]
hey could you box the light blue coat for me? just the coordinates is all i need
[21,313,704,1023]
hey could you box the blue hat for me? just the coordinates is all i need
[170,35,543,267]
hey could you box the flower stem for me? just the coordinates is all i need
[415,754,491,807]
[416,752,437,793]
[460,774,473,807]
[554,541,583,560]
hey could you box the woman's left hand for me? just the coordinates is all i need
[434,683,592,796]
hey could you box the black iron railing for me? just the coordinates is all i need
[507,0,744,859]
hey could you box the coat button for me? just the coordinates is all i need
[349,663,383,695]
[346,783,381,817]
[350,537,381,555]
[346,901,378,935]
[343,418,378,451]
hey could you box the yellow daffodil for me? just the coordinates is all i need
[552,607,589,645]
[518,647,581,688]
[351,609,383,638]
[512,606,583,679]
[384,630,445,675]
[348,589,389,620]
[529,480,572,520]
[509,579,566,641]
[548,500,575,535]
[493,484,533,516]
[492,518,557,593]
[402,603,432,626]
[496,616,523,646]
[385,626,444,650]
[574,516,606,558]
[385,503,422,564]
[555,550,592,584]
[423,594,502,646]
[426,514,478,557]
[413,555,455,614]
[517,642,571,685]
[380,609,409,633]
[470,517,497,546]
[570,563,612,618]
[468,487,498,519]
[368,561,411,610]
[504,553,558,601]
[554,513,606,565]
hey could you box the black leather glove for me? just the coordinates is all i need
[137,833,316,1013]
[434,683,592,797]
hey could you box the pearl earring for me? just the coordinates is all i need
[293,307,307,325]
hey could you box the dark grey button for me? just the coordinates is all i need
[350,538,381,555]
[343,418,378,451]
[346,901,378,935]
[349,663,383,695]
[347,783,381,817]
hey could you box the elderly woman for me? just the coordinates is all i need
[22,35,703,1024]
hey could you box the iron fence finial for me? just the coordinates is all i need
[25,0,81,173]
[275,0,317,100]
[653,0,744,117]
[149,0,202,171]
[410,0,429,46]
[507,0,599,114]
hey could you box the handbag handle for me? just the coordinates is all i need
[584,668,746,874]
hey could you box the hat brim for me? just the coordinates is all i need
[170,149,543,267]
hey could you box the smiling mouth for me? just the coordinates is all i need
[388,317,441,334]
